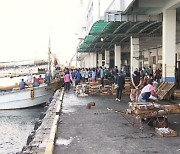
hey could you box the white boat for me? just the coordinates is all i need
[0,79,62,109]
[0,38,63,109]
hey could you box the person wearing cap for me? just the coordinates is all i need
[138,79,158,102]
[130,70,141,102]
[115,71,125,101]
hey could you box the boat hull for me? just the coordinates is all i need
[0,80,62,109]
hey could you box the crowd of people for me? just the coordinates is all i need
[63,66,128,91]
[63,65,161,103]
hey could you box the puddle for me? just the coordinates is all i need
[173,121,178,124]
[56,137,73,146]
[62,107,76,113]
[63,101,86,106]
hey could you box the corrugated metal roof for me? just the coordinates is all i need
[77,20,162,53]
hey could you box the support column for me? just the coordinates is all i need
[98,53,102,66]
[148,50,151,66]
[162,9,176,82]
[93,53,97,67]
[114,44,121,70]
[89,53,93,68]
[105,49,110,68]
[130,37,139,76]
[86,53,91,68]
[156,49,158,68]
[89,52,97,68]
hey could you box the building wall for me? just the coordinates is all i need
[77,0,126,38]
[141,43,180,70]
[78,0,180,71]
[124,0,133,10]
[77,0,128,66]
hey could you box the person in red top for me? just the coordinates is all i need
[155,68,161,83]
[64,72,71,91]
[33,76,40,87]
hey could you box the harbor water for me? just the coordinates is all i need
[0,77,44,153]
[0,107,43,153]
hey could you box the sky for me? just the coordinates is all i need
[0,0,79,65]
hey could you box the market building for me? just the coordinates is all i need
[76,0,180,87]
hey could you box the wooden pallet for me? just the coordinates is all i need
[155,82,175,100]
[173,90,180,99]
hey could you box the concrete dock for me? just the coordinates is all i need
[22,88,180,154]
[54,90,180,154]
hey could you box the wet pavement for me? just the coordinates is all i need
[54,90,180,154]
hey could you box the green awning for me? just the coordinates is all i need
[78,19,162,53]
[89,20,112,35]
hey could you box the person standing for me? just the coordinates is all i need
[147,66,153,78]
[104,67,108,79]
[84,68,89,82]
[116,71,125,101]
[81,68,85,82]
[44,72,51,84]
[114,66,119,82]
[130,70,141,102]
[64,72,71,91]
[91,68,96,82]
[27,74,33,83]
[75,69,81,85]
[100,66,105,86]
[155,68,161,83]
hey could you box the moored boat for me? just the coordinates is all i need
[0,79,63,110]
[0,38,64,109]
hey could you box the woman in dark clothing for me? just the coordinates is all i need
[116,71,125,101]
[130,71,141,102]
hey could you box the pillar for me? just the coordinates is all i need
[105,49,110,68]
[162,9,176,82]
[89,52,97,68]
[93,53,97,67]
[114,44,121,70]
[130,37,139,76]
[98,53,102,66]
[89,53,93,68]
[148,50,151,66]
[156,49,158,68]
[84,53,90,68]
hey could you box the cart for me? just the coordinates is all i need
[108,102,180,132]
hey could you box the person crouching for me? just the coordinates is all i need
[138,79,158,102]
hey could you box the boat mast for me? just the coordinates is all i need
[48,38,52,76]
